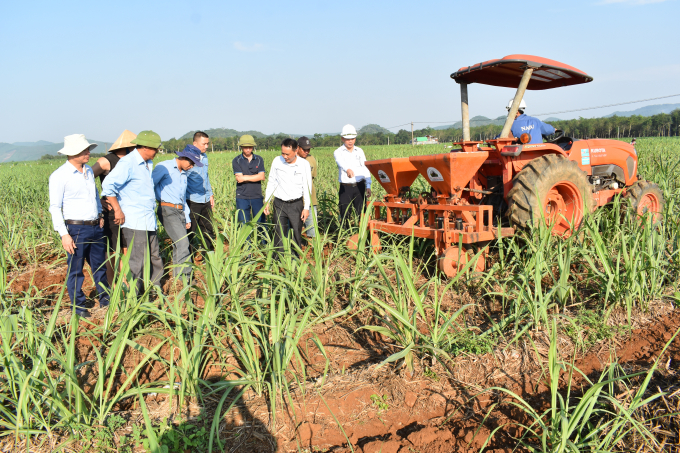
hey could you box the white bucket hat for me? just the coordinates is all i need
[341,124,358,139]
[58,134,98,156]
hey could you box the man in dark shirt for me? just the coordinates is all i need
[232,135,266,236]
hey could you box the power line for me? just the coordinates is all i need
[384,122,411,130]
[382,92,680,130]
[533,93,680,116]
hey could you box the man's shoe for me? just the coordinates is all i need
[75,308,91,318]
[150,287,167,298]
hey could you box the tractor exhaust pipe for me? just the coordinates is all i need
[500,67,535,138]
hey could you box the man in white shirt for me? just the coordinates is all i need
[333,124,372,228]
[263,138,313,254]
[48,134,109,318]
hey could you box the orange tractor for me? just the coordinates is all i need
[355,54,664,277]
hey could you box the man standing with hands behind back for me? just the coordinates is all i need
[333,124,372,227]
[186,131,215,251]
[263,139,313,254]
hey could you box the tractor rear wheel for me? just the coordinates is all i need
[438,246,485,278]
[624,180,664,223]
[507,154,593,236]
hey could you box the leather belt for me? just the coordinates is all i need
[160,202,184,210]
[65,220,99,226]
[276,197,302,204]
[340,181,365,187]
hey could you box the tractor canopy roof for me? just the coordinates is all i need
[451,54,593,90]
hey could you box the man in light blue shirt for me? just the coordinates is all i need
[186,131,215,251]
[152,147,202,280]
[102,130,164,294]
[48,134,109,318]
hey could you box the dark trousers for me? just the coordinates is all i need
[66,224,109,313]
[273,197,304,254]
[102,209,126,253]
[158,206,192,277]
[122,228,164,293]
[339,182,366,228]
[187,200,215,251]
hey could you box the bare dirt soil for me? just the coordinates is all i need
[6,264,680,452]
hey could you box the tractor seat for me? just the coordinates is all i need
[545,130,574,151]
[552,136,574,151]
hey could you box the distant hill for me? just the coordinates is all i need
[0,140,112,163]
[179,128,269,140]
[358,124,391,135]
[432,115,565,130]
[604,103,680,118]
[433,115,507,130]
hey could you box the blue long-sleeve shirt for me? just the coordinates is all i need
[186,152,213,203]
[511,114,556,145]
[152,159,191,224]
[101,150,157,231]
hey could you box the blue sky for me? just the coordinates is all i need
[1,0,678,143]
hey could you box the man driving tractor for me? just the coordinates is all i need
[508,99,556,144]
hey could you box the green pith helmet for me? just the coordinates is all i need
[131,130,162,149]
[238,134,257,148]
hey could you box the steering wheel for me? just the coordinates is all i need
[545,129,565,143]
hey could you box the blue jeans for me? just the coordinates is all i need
[236,198,267,241]
[236,198,266,225]
[303,206,318,238]
[66,224,109,313]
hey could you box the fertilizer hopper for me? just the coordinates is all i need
[365,157,420,200]
[408,151,488,198]
[357,54,661,278]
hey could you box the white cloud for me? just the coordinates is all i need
[600,0,669,4]
[233,42,264,52]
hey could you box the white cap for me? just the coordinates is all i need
[506,99,527,111]
[341,124,358,139]
[58,134,98,156]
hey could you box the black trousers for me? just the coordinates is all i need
[339,182,366,227]
[187,200,215,251]
[273,197,304,254]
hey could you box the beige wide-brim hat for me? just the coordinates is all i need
[109,130,137,152]
[58,134,98,156]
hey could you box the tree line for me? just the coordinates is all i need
[157,109,680,153]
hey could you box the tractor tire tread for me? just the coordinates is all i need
[507,154,593,230]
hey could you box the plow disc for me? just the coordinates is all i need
[437,246,485,278]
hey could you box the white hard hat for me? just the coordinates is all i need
[341,124,358,138]
[506,99,527,111]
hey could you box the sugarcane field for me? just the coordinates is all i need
[3,2,680,452]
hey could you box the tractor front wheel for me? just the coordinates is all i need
[507,154,593,236]
[624,180,664,223]
[438,246,485,278]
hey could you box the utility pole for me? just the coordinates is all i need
[411,122,414,147]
